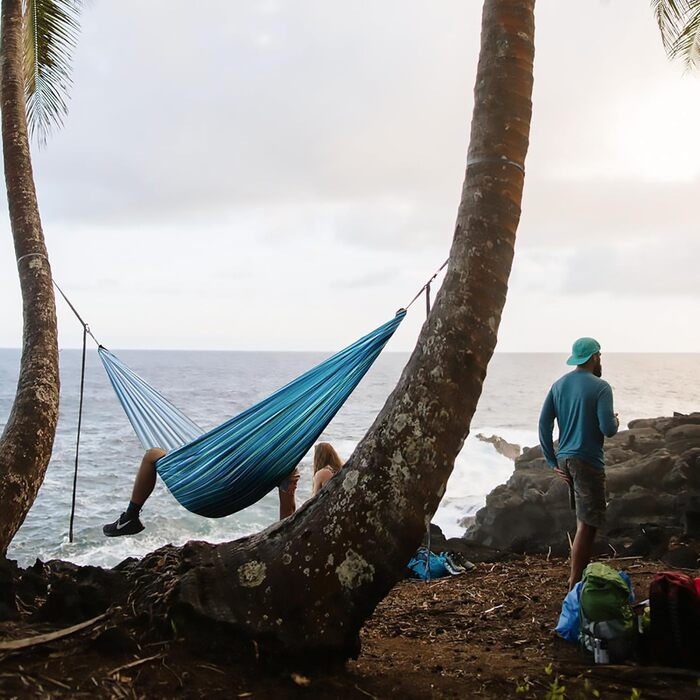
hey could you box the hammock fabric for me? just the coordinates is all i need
[98,311,405,517]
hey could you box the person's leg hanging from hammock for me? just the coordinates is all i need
[104,450,302,537]
[103,447,166,537]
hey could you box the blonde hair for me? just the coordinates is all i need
[313,442,343,475]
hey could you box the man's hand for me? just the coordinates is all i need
[614,413,620,428]
[553,467,571,485]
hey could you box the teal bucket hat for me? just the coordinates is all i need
[566,337,601,366]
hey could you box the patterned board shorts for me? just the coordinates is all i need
[558,456,607,528]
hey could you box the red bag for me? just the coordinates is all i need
[648,571,700,669]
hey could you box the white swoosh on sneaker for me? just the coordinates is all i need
[115,519,133,530]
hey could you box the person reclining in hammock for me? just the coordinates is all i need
[103,448,301,537]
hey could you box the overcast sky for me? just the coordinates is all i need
[0,0,698,352]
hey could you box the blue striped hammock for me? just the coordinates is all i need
[98,311,405,517]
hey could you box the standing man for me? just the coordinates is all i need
[539,337,619,589]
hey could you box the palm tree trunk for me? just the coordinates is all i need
[130,0,535,660]
[0,0,60,558]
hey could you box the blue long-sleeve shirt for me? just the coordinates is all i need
[538,370,618,469]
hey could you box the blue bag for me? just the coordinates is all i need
[407,547,451,580]
[555,581,583,643]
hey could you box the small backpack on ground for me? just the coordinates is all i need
[578,562,636,663]
[648,571,700,669]
[406,547,469,580]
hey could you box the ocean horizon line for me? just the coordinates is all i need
[1,347,699,355]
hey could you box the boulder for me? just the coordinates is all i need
[476,433,522,461]
[421,523,516,563]
[0,558,19,621]
[464,412,700,560]
[663,544,700,569]
[665,423,700,455]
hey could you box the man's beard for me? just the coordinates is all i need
[593,365,602,378]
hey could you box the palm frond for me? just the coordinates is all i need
[651,0,700,68]
[669,0,700,67]
[23,0,83,145]
[652,0,687,51]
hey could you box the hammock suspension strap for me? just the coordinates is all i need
[53,281,101,347]
[405,258,448,312]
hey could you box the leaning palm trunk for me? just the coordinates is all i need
[0,0,60,557]
[131,0,535,659]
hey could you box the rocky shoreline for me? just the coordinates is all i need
[0,412,698,698]
[461,412,700,567]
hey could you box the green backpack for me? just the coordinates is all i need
[579,562,636,663]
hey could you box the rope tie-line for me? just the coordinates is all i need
[404,258,448,312]
[50,280,101,542]
[53,281,101,347]
[68,325,87,543]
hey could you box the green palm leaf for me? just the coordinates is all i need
[652,0,700,68]
[23,0,83,144]
[669,0,700,66]
[652,0,686,50]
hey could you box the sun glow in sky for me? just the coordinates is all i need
[0,0,698,352]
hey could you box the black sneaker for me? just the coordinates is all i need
[103,512,144,537]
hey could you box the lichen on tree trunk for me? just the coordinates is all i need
[129,0,536,660]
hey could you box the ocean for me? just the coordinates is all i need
[1,349,698,569]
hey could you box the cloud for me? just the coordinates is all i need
[30,0,478,228]
[509,234,700,302]
[1,1,699,352]
[562,238,700,297]
[335,267,402,290]
[519,177,699,247]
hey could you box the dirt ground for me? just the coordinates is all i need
[0,555,699,699]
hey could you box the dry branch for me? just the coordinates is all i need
[106,653,163,677]
[0,613,107,652]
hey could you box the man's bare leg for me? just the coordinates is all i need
[279,487,296,519]
[570,520,597,589]
[130,447,166,506]
[278,468,300,519]
[104,447,166,537]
